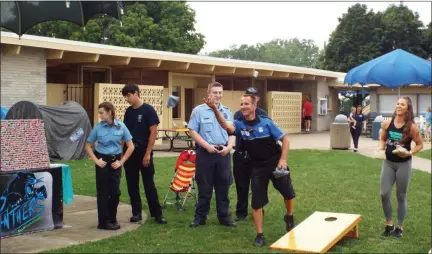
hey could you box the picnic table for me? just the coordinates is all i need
[155,128,194,152]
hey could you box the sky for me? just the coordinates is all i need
[188,1,432,55]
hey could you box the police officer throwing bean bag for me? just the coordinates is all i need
[188,82,236,228]
[232,87,268,222]
[85,102,135,230]
[205,93,296,247]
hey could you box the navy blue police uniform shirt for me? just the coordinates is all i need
[124,103,160,147]
[233,107,268,151]
[354,113,365,129]
[234,115,285,162]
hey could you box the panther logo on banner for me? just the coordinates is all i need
[0,171,54,237]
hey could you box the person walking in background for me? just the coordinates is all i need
[424,106,431,143]
[303,97,313,133]
[122,84,167,225]
[377,96,423,238]
[187,82,236,228]
[232,87,268,222]
[85,102,135,230]
[350,105,365,152]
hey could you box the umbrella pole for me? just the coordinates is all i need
[398,87,400,98]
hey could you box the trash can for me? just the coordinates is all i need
[372,115,384,140]
[330,114,351,150]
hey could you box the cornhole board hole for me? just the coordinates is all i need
[270,211,362,253]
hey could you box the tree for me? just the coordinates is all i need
[319,3,429,72]
[421,22,432,60]
[24,2,205,54]
[380,4,428,58]
[318,4,384,72]
[208,38,320,68]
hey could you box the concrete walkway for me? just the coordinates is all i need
[153,131,431,173]
[291,132,431,173]
[1,195,146,253]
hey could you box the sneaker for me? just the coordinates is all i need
[284,214,295,232]
[254,234,265,247]
[130,214,142,223]
[381,224,395,237]
[394,227,403,238]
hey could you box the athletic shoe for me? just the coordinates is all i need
[381,224,395,236]
[284,214,295,232]
[394,227,403,238]
[254,234,265,247]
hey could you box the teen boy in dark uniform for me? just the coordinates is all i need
[232,87,268,221]
[122,84,167,224]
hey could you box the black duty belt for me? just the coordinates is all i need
[95,151,121,162]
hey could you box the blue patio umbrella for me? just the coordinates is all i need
[339,90,370,96]
[344,49,431,96]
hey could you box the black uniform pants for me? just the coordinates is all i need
[251,155,296,210]
[94,151,121,226]
[194,147,233,223]
[233,150,252,218]
[123,146,162,218]
[350,126,362,149]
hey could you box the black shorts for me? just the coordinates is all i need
[304,116,312,121]
[250,156,295,210]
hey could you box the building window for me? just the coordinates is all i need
[378,94,418,115]
[419,94,431,115]
[172,86,181,119]
[318,98,328,115]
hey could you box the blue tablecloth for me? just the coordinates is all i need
[51,163,74,205]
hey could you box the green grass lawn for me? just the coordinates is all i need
[47,150,431,253]
[415,149,431,160]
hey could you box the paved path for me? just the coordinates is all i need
[1,195,146,253]
[153,131,431,173]
[292,132,431,173]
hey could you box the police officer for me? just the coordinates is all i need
[85,102,135,230]
[121,84,167,224]
[232,87,268,222]
[205,93,296,247]
[188,82,236,228]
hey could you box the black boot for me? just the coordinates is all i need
[155,216,167,224]
[130,214,142,223]
[98,222,120,230]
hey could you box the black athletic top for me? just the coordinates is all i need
[233,107,268,151]
[385,118,412,162]
[123,103,160,147]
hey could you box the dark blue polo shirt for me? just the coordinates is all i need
[124,103,160,147]
[234,115,285,162]
[233,107,267,151]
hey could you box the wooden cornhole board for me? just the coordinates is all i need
[270,211,362,253]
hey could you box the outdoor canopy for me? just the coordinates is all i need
[0,1,124,37]
[5,101,92,161]
[344,49,432,89]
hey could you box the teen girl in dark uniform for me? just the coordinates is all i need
[85,102,135,230]
[205,94,296,247]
